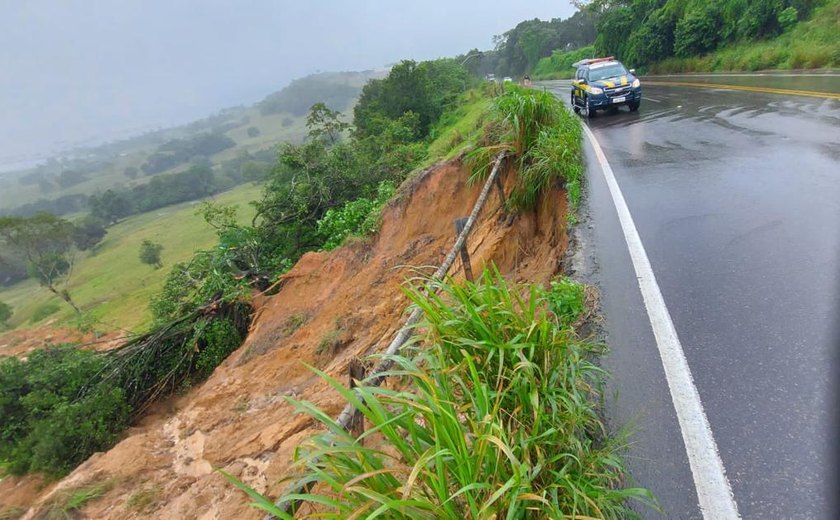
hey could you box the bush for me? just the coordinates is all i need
[0,301,11,326]
[139,239,164,269]
[30,302,61,323]
[193,318,243,379]
[468,85,583,211]
[316,181,396,250]
[0,346,131,476]
[778,6,799,31]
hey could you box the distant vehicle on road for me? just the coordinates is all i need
[570,56,641,117]
[485,73,496,83]
[503,76,513,83]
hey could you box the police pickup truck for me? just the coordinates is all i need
[570,57,641,117]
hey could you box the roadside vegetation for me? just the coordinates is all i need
[456,0,838,83]
[223,85,646,517]
[594,0,839,73]
[649,0,840,72]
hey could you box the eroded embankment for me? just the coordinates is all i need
[2,156,569,519]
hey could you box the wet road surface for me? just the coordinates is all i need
[543,76,840,518]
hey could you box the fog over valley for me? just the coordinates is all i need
[0,0,572,170]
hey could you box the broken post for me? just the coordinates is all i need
[454,217,474,282]
[495,173,506,207]
[347,358,366,441]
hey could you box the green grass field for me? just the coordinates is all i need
[0,183,262,334]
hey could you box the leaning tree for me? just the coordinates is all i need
[0,213,81,313]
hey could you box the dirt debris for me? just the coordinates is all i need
[1,157,570,519]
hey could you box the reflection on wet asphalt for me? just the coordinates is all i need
[544,77,839,519]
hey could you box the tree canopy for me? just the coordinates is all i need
[0,213,81,312]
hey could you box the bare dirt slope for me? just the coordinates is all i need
[2,157,569,519]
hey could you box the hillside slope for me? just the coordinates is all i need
[2,155,570,519]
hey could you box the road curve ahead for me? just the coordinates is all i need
[543,76,840,518]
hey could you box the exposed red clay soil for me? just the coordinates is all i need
[0,327,125,359]
[1,157,569,519]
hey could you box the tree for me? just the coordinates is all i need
[675,5,721,57]
[73,215,108,251]
[139,239,164,269]
[123,166,139,179]
[57,169,88,189]
[353,59,470,139]
[306,103,351,144]
[89,189,133,225]
[0,213,80,313]
[246,126,261,138]
[0,301,11,326]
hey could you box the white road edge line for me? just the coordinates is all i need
[582,124,741,519]
[644,97,662,103]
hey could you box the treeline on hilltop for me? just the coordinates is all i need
[258,71,379,116]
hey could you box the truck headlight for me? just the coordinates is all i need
[589,87,603,95]
[632,78,641,88]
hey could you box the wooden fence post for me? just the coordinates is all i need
[454,217,474,282]
[347,358,366,441]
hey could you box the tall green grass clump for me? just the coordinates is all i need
[225,269,653,518]
[469,85,583,211]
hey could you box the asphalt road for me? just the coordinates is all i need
[543,76,840,519]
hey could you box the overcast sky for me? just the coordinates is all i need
[0,1,574,167]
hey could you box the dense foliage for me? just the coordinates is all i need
[317,180,396,250]
[0,346,131,476]
[88,163,244,225]
[354,59,473,139]
[590,0,825,68]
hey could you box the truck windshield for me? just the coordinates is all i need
[589,64,628,81]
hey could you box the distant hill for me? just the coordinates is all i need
[258,70,386,116]
[0,70,383,215]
